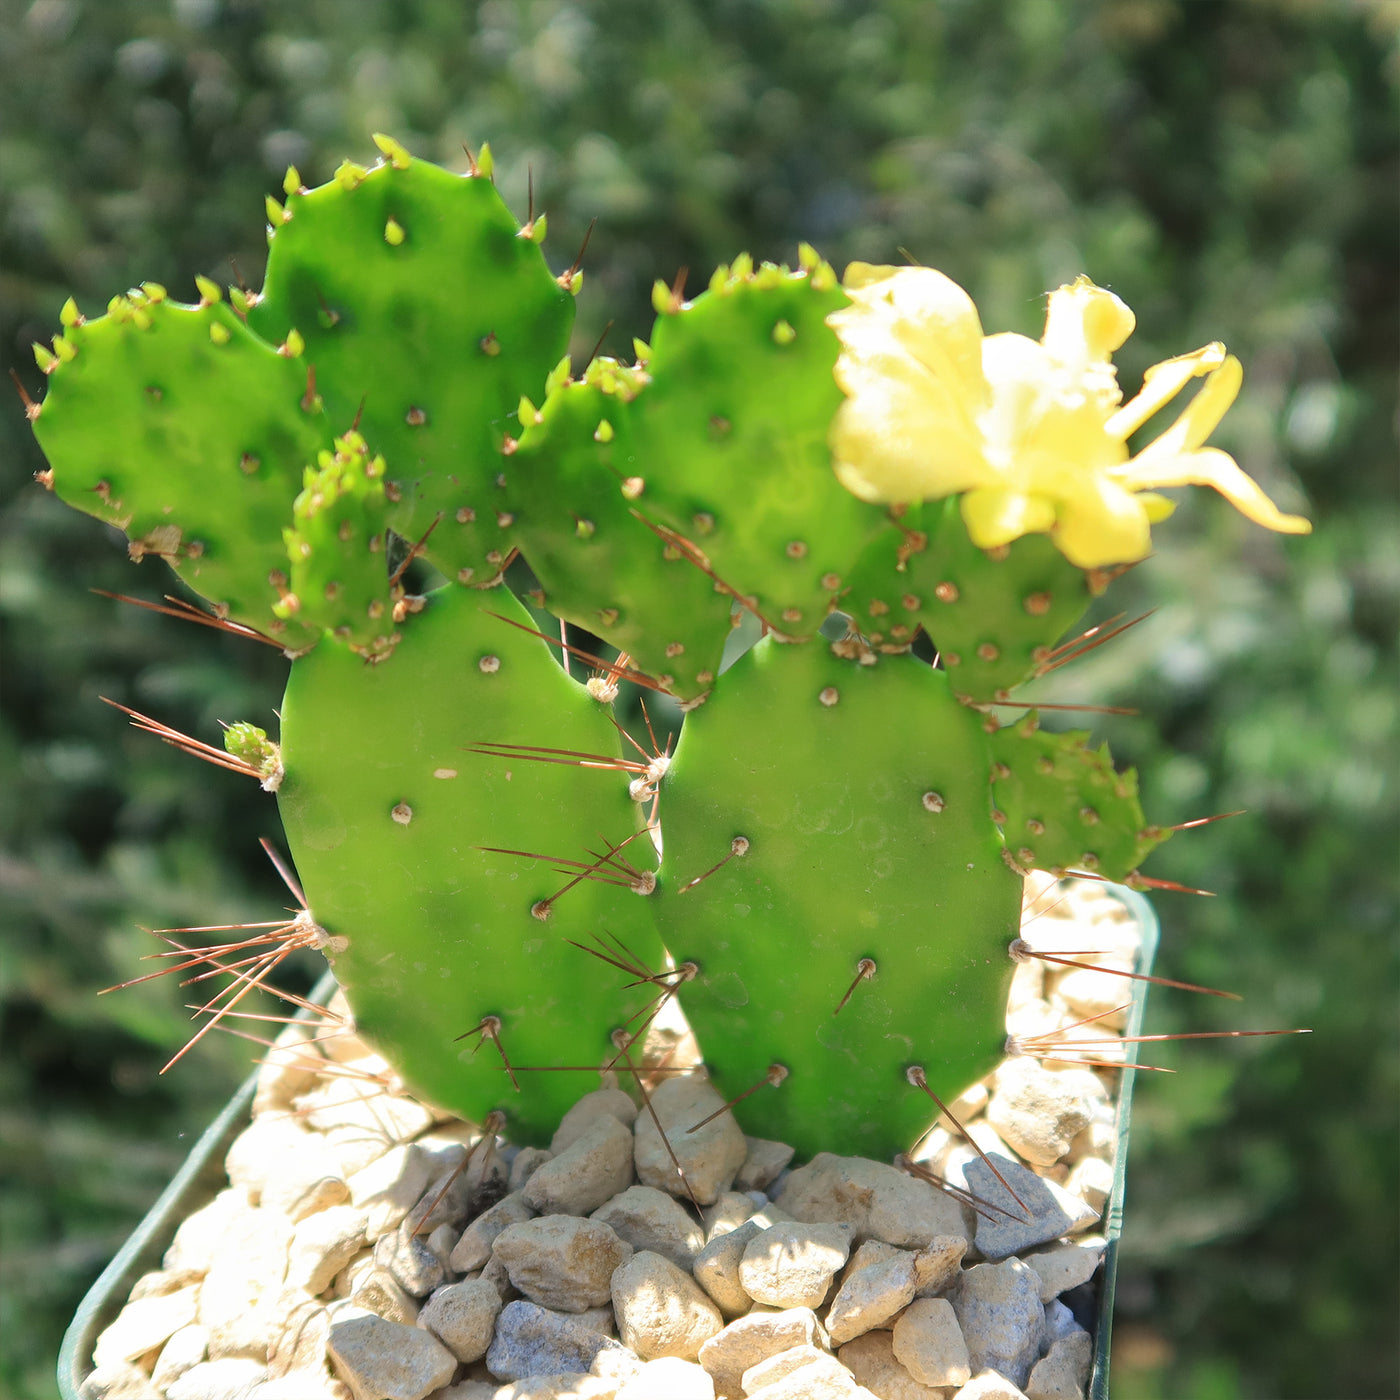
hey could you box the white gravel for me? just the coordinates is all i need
[81,878,1137,1400]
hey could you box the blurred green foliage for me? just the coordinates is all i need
[0,1,1395,1396]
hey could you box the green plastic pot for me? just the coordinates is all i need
[59,890,1158,1399]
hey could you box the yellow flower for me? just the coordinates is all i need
[826,265,1311,568]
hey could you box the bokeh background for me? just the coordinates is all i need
[1,1,1395,1396]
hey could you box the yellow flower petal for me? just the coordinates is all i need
[1104,343,1227,441]
[1052,476,1154,569]
[1121,446,1312,536]
[1042,275,1136,369]
[960,487,1057,549]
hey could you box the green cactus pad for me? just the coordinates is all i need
[281,431,399,661]
[988,713,1170,879]
[619,261,888,639]
[277,583,669,1142]
[249,154,574,589]
[842,499,1094,697]
[656,638,1020,1160]
[32,286,329,648]
[504,362,735,698]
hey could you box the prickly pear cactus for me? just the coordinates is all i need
[29,141,1310,1161]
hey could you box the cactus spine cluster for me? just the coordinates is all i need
[31,140,1299,1161]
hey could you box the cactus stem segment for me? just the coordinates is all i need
[832,957,878,1016]
[686,1063,788,1133]
[906,1065,1030,1218]
[455,1016,521,1092]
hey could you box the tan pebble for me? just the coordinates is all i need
[616,1355,716,1399]
[697,1307,829,1398]
[551,1087,639,1154]
[839,1329,947,1400]
[611,1250,724,1360]
[692,1218,764,1318]
[492,1215,632,1313]
[522,1115,635,1217]
[633,1075,747,1206]
[418,1277,502,1363]
[892,1296,971,1388]
[591,1184,705,1269]
[825,1238,919,1343]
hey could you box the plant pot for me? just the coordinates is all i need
[59,889,1158,1400]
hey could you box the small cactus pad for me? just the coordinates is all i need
[615,261,888,638]
[250,155,574,588]
[281,431,398,660]
[31,287,329,648]
[504,361,735,698]
[276,583,669,1141]
[842,499,1094,694]
[988,713,1170,879]
[654,637,1020,1159]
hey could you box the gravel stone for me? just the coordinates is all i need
[987,1060,1103,1167]
[963,1157,1099,1261]
[164,1358,268,1400]
[151,1324,211,1391]
[350,1268,420,1325]
[739,1222,853,1310]
[522,1115,635,1217]
[891,1297,971,1388]
[198,1208,292,1360]
[633,1076,748,1206]
[951,1259,1046,1389]
[1025,1331,1092,1400]
[551,1087,639,1154]
[418,1277,502,1363]
[492,1215,633,1312]
[94,1286,201,1368]
[1064,1158,1114,1214]
[691,1218,764,1318]
[287,1205,369,1295]
[838,1330,948,1400]
[615,1356,716,1399]
[734,1138,795,1194]
[486,1300,643,1383]
[611,1250,725,1361]
[347,1145,435,1241]
[265,1290,332,1378]
[697,1307,828,1398]
[703,1193,758,1243]
[591,1184,705,1270]
[744,1358,863,1398]
[913,1235,968,1297]
[374,1223,447,1297]
[953,1371,1031,1399]
[776,1154,969,1250]
[450,1192,536,1273]
[164,1189,254,1276]
[509,1147,553,1193]
[327,1311,457,1399]
[741,1343,847,1393]
[825,1239,919,1343]
[224,1117,313,1205]
[78,1359,163,1399]
[492,1377,619,1400]
[295,1075,436,1145]
[1022,1237,1105,1302]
